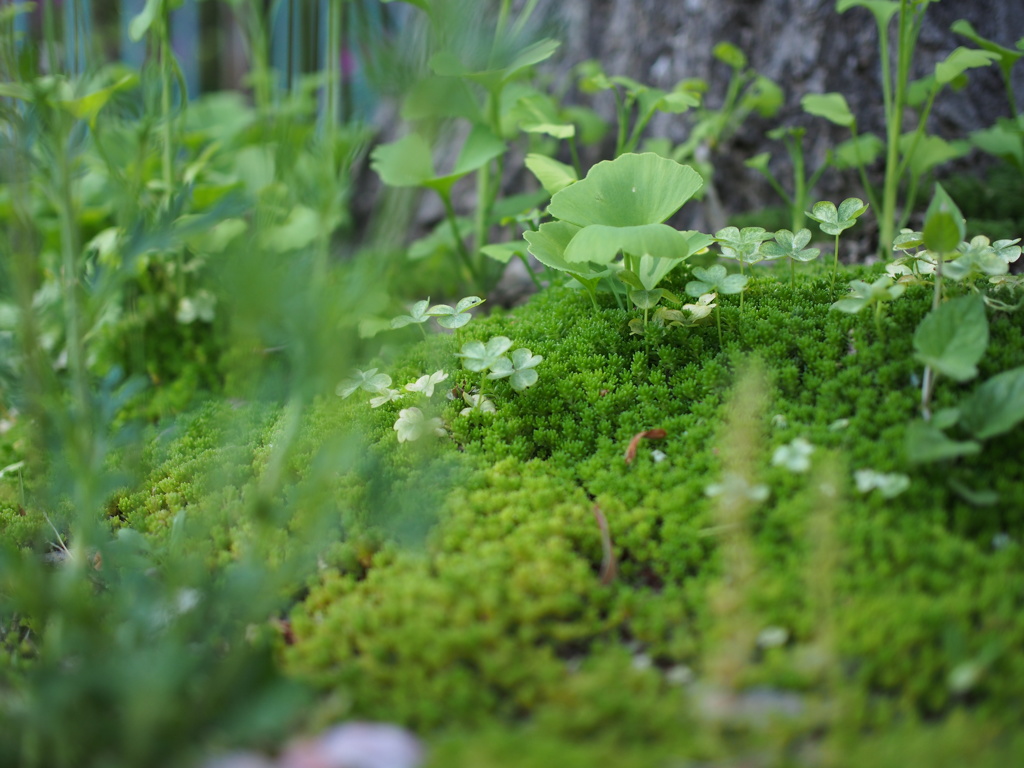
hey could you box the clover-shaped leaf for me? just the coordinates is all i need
[892,229,924,253]
[487,348,543,391]
[993,238,1022,263]
[830,276,905,314]
[369,388,404,408]
[760,228,820,263]
[946,236,1010,281]
[391,299,432,329]
[457,336,513,373]
[685,264,748,297]
[459,392,497,416]
[705,472,769,505]
[394,407,446,443]
[425,295,485,329]
[681,292,717,321]
[715,226,771,264]
[771,437,815,473]
[337,368,392,398]
[854,469,910,498]
[655,293,718,329]
[806,198,868,236]
[404,370,449,398]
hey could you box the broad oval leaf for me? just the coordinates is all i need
[959,365,1024,440]
[547,153,703,228]
[629,289,664,310]
[905,419,981,464]
[922,183,965,253]
[913,294,989,382]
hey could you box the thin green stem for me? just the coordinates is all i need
[832,233,839,289]
[613,88,628,157]
[154,4,175,207]
[55,135,86,421]
[478,370,489,408]
[511,0,541,36]
[879,2,917,256]
[715,305,723,346]
[517,252,544,291]
[848,122,882,216]
[757,166,792,211]
[626,108,655,154]
[568,134,582,178]
[43,0,58,76]
[258,394,305,501]
[441,191,482,289]
[789,136,807,232]
[497,0,512,33]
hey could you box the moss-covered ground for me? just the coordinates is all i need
[37,268,1024,764]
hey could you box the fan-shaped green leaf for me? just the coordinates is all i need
[524,154,578,195]
[935,47,1000,85]
[548,153,703,227]
[837,0,899,29]
[371,134,435,187]
[802,93,855,128]
[564,223,693,265]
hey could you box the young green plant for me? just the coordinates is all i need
[803,1,998,253]
[760,227,821,285]
[524,153,712,307]
[685,264,748,345]
[806,197,868,288]
[830,275,905,340]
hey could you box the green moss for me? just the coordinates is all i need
[116,267,1024,759]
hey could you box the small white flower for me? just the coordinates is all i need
[394,407,446,443]
[459,392,496,416]
[369,388,404,408]
[336,368,392,398]
[404,370,449,398]
[772,437,814,473]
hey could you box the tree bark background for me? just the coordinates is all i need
[537,0,1024,230]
